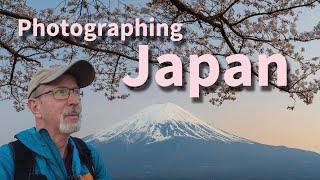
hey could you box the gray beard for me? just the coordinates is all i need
[59,113,82,134]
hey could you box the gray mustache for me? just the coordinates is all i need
[63,107,81,116]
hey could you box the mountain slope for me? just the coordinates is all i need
[85,102,251,144]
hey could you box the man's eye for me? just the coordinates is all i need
[56,89,67,94]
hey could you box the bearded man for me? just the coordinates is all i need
[0,60,112,180]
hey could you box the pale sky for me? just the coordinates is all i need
[0,1,319,154]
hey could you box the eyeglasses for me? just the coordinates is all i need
[34,87,83,100]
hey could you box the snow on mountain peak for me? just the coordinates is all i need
[86,103,252,144]
[128,102,208,125]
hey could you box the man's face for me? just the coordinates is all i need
[35,74,82,134]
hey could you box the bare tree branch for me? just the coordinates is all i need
[230,1,318,26]
[0,40,40,64]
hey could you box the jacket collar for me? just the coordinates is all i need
[14,127,67,159]
[14,127,85,176]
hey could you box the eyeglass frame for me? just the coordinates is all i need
[33,87,83,100]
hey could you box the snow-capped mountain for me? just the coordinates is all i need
[85,103,320,179]
[85,102,251,144]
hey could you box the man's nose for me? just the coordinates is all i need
[67,91,81,105]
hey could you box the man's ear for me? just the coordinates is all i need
[27,99,42,119]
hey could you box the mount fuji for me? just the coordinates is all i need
[85,102,251,144]
[85,103,320,180]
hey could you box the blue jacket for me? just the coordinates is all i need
[0,127,112,180]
